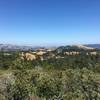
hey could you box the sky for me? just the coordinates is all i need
[0,0,100,46]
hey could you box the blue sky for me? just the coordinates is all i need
[0,0,100,46]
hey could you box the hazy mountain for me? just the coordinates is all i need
[72,44,94,50]
[85,44,100,49]
[0,44,37,51]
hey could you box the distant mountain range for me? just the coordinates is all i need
[0,44,44,51]
[0,44,100,51]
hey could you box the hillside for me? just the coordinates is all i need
[56,44,95,54]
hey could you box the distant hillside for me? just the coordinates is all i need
[85,44,100,49]
[56,45,95,53]
[72,45,94,50]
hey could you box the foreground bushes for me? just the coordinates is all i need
[0,68,99,100]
